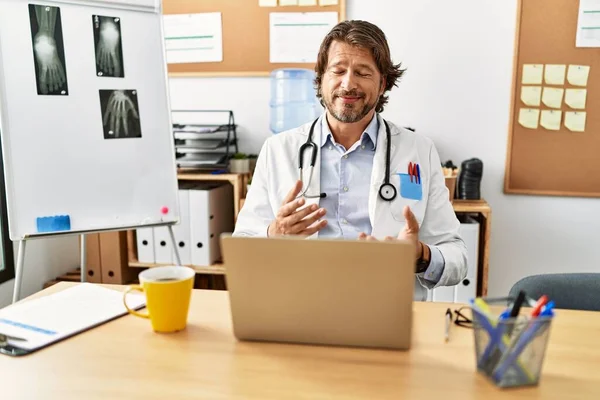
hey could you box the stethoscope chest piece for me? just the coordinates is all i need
[379,183,397,201]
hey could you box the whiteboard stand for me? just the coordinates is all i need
[0,0,181,303]
[12,235,87,304]
[12,240,26,304]
[169,225,183,266]
[11,225,183,304]
[80,234,86,283]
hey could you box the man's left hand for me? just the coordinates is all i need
[358,205,423,260]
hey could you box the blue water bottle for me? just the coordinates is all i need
[269,68,320,134]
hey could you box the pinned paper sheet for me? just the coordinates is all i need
[279,0,298,5]
[270,12,338,62]
[259,0,277,6]
[520,86,541,106]
[522,64,543,84]
[541,87,564,108]
[299,0,318,4]
[518,108,540,129]
[319,0,339,5]
[544,64,566,85]
[567,65,590,86]
[576,0,600,47]
[565,111,587,132]
[540,110,562,131]
[163,13,223,63]
[565,89,587,109]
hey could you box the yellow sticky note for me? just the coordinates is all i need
[565,89,587,109]
[567,65,590,86]
[299,0,317,4]
[541,87,564,109]
[518,108,540,129]
[544,64,566,85]
[540,110,562,131]
[520,86,541,106]
[564,112,586,132]
[522,64,543,84]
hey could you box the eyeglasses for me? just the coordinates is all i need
[453,306,473,328]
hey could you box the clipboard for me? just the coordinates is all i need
[0,283,145,357]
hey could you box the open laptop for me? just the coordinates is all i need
[220,235,415,350]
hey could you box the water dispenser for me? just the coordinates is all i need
[269,68,320,134]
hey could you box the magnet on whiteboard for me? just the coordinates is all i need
[36,215,71,232]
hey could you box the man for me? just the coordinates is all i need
[233,20,467,301]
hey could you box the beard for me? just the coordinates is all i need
[324,89,378,123]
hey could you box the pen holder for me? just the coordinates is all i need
[472,311,553,388]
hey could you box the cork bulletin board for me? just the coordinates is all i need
[504,0,600,197]
[162,0,346,77]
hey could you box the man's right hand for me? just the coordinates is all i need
[267,180,327,237]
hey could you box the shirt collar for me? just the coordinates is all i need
[320,113,379,150]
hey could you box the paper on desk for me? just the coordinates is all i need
[520,86,541,106]
[576,0,600,47]
[522,64,543,84]
[565,111,587,132]
[163,13,223,63]
[269,12,338,62]
[0,284,145,351]
[518,108,539,129]
[541,87,564,108]
[540,110,562,131]
[544,64,566,85]
[567,65,590,86]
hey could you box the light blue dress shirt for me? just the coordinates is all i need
[317,114,446,284]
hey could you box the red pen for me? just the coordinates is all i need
[408,162,414,182]
[530,295,549,317]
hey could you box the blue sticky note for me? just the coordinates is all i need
[399,173,423,200]
[36,215,71,233]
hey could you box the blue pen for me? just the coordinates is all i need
[416,164,421,184]
[499,309,511,320]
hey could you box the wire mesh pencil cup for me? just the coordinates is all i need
[471,297,554,388]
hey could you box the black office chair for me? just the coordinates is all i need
[509,273,600,312]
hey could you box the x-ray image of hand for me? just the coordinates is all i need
[94,16,124,77]
[33,32,66,94]
[29,4,68,95]
[101,90,141,138]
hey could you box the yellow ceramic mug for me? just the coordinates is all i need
[123,266,195,333]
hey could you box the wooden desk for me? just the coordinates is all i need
[2,282,599,399]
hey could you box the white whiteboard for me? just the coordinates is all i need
[0,0,180,240]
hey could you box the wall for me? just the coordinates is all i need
[169,0,600,296]
[1,0,597,305]
[0,237,79,307]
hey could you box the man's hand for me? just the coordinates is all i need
[358,205,423,260]
[267,180,328,237]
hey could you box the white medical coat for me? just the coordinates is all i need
[233,114,468,301]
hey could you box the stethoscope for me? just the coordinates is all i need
[298,117,397,202]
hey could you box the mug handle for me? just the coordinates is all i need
[123,285,150,319]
